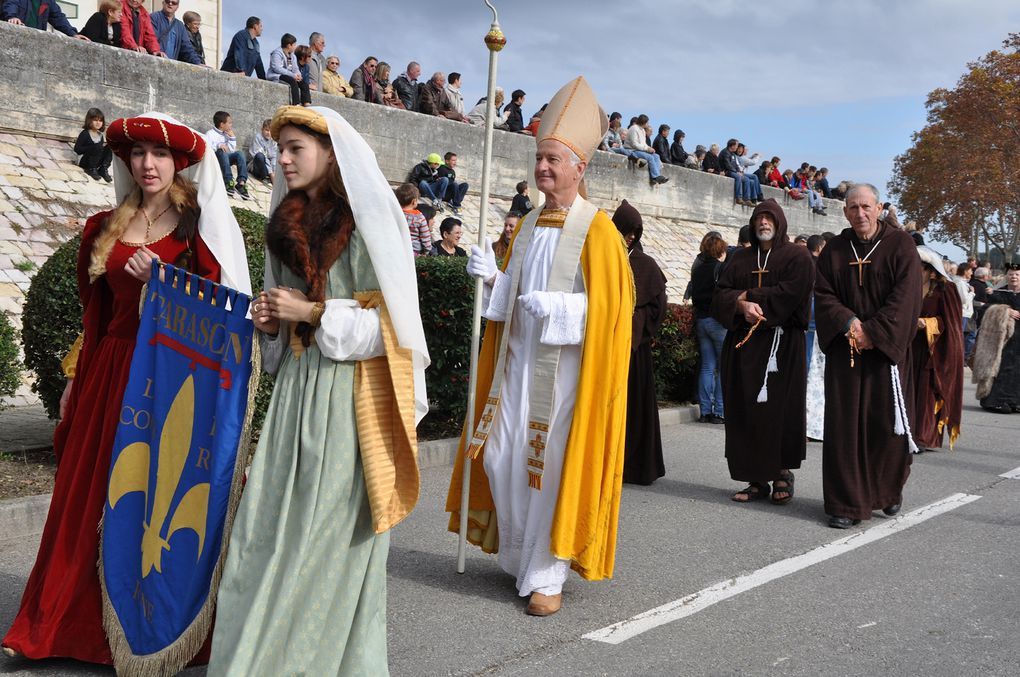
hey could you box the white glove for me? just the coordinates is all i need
[466,237,498,285]
[518,291,553,319]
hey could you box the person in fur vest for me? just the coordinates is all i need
[972,267,1020,413]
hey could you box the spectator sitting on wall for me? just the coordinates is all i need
[205,110,250,199]
[349,56,381,103]
[524,103,546,136]
[248,118,277,185]
[690,145,707,170]
[602,116,640,163]
[437,152,468,215]
[120,0,164,56]
[2,0,87,39]
[493,211,519,260]
[393,61,422,111]
[395,183,432,256]
[181,10,204,64]
[268,34,310,106]
[445,72,465,116]
[381,83,404,109]
[831,180,849,200]
[307,32,326,92]
[500,89,527,133]
[720,138,754,206]
[430,217,466,257]
[702,143,722,174]
[626,114,668,185]
[294,45,314,106]
[79,0,121,47]
[221,15,265,79]
[736,144,764,202]
[816,167,833,198]
[322,55,353,97]
[754,159,772,187]
[652,124,671,165]
[670,129,688,166]
[73,108,113,182]
[375,62,392,90]
[150,0,202,64]
[766,156,789,192]
[783,169,805,199]
[510,181,533,215]
[409,153,449,211]
[466,87,507,127]
[419,72,468,121]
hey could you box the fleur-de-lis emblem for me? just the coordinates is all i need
[108,376,210,577]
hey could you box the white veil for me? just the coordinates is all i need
[112,112,252,297]
[268,106,430,423]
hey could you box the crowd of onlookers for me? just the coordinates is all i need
[5,3,858,205]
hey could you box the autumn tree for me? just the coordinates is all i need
[889,33,1020,264]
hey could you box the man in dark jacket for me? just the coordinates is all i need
[652,124,671,165]
[502,89,526,133]
[419,72,467,121]
[720,138,754,206]
[3,0,84,37]
[221,16,266,79]
[670,129,688,166]
[409,153,449,210]
[437,152,469,215]
[393,61,422,111]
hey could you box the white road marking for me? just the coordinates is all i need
[999,466,1020,480]
[584,493,982,645]
[857,622,877,629]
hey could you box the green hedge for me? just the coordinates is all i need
[651,303,699,403]
[0,312,22,410]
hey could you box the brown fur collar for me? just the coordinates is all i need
[265,191,355,302]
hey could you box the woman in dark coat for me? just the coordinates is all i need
[613,200,668,485]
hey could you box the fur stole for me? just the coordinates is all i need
[265,191,354,346]
[972,303,1016,399]
[265,191,355,301]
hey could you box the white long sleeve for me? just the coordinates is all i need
[482,270,513,321]
[539,292,586,345]
[314,299,384,362]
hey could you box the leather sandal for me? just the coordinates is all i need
[732,482,770,502]
[771,471,794,505]
[526,592,562,617]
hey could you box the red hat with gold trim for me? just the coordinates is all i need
[106,116,206,172]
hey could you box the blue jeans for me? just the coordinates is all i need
[629,149,661,178]
[419,177,449,203]
[609,146,636,158]
[747,172,763,200]
[250,152,271,180]
[963,317,976,358]
[444,180,469,208]
[215,148,248,185]
[727,171,753,200]
[696,316,726,417]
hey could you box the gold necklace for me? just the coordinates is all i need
[141,203,174,241]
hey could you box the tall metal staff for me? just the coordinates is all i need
[458,0,505,574]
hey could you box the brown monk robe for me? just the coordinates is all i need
[814,186,923,527]
[909,247,964,451]
[711,199,814,501]
[613,200,668,485]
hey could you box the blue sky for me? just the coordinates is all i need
[222,0,1020,260]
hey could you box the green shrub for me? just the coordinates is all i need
[21,234,82,418]
[651,303,700,403]
[0,312,23,410]
[415,256,475,426]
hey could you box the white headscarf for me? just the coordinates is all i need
[112,112,252,296]
[268,106,430,423]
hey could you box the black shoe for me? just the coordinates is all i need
[709,414,725,424]
[236,183,251,200]
[828,515,861,529]
[882,503,901,516]
[697,415,710,423]
[652,175,669,184]
[99,170,113,182]
[85,168,101,181]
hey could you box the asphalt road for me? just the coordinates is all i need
[2,380,1018,676]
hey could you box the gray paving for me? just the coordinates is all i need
[1,382,1018,676]
[0,405,53,454]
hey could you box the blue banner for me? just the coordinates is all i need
[101,262,255,670]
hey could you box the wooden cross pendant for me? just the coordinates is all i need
[752,268,769,288]
[849,259,871,287]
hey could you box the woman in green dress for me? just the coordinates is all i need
[208,105,429,676]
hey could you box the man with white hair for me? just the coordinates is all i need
[814,183,923,528]
[306,32,327,91]
[447,77,634,617]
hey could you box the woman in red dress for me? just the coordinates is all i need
[2,115,250,664]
